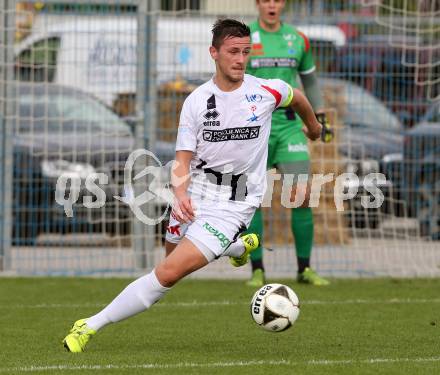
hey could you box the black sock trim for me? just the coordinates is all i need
[297,257,310,273]
[251,259,264,272]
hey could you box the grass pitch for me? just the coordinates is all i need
[0,277,439,374]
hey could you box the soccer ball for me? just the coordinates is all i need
[250,283,300,332]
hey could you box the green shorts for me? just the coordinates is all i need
[267,118,310,170]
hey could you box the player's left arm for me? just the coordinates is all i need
[265,79,321,140]
[298,31,334,143]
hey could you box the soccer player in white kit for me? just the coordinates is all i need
[62,19,322,353]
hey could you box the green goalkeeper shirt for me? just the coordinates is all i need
[246,21,316,128]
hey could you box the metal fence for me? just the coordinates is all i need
[0,0,439,277]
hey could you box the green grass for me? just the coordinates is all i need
[0,277,439,375]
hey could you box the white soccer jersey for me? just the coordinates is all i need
[175,74,293,207]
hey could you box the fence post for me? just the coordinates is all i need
[133,0,160,269]
[0,0,15,271]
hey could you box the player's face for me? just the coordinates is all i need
[211,36,251,83]
[256,0,285,27]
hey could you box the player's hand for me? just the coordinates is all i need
[302,122,322,141]
[172,193,195,224]
[315,112,334,143]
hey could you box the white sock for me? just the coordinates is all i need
[86,271,170,331]
[222,238,245,257]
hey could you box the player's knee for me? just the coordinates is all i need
[155,263,181,287]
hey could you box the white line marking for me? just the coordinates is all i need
[0,360,288,373]
[306,298,440,305]
[308,357,440,365]
[1,298,440,309]
[1,357,440,373]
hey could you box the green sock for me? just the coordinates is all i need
[246,208,263,264]
[291,207,314,260]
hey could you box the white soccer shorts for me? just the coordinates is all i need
[165,200,255,261]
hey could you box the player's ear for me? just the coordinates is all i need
[209,45,218,60]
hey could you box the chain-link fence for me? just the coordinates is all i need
[0,0,439,277]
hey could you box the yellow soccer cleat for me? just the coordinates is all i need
[62,319,96,353]
[246,268,265,288]
[297,267,330,286]
[230,234,260,267]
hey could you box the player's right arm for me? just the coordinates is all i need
[171,150,195,223]
[172,96,198,223]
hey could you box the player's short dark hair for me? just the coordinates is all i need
[211,18,250,49]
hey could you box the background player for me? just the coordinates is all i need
[245,0,334,287]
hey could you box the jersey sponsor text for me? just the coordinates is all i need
[203,126,260,142]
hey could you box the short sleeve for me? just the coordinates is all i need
[175,97,198,152]
[261,79,294,109]
[298,31,316,75]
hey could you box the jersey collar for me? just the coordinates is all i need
[211,75,246,97]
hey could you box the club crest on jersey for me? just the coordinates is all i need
[204,94,220,126]
[251,31,261,44]
[247,105,259,123]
